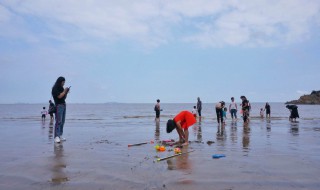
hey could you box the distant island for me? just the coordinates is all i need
[286,90,320,104]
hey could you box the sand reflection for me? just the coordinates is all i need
[50,144,69,183]
[155,119,160,141]
[242,125,250,154]
[290,122,299,136]
[230,121,238,144]
[166,148,192,171]
[216,124,226,142]
[197,121,202,142]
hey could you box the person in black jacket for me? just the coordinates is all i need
[48,100,55,124]
[286,105,299,122]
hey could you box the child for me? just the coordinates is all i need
[222,107,227,124]
[260,108,264,118]
[41,107,47,122]
[192,106,197,119]
[166,111,196,146]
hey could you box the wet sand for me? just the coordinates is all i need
[1,117,320,190]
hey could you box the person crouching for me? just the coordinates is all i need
[166,111,196,146]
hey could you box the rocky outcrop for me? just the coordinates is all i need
[286,90,320,104]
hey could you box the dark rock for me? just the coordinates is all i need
[286,90,320,105]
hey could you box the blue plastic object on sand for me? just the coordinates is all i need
[212,154,226,159]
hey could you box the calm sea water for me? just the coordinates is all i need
[1,102,319,122]
[1,103,320,190]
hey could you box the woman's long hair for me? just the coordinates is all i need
[52,76,65,89]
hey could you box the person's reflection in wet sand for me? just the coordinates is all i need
[50,144,68,184]
[290,122,299,136]
[216,124,226,142]
[242,124,251,154]
[266,119,271,132]
[155,119,160,141]
[166,148,192,172]
[48,125,54,141]
[230,121,237,144]
[197,121,202,142]
[41,120,45,128]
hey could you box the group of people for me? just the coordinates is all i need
[46,75,300,145]
[162,96,300,147]
[157,96,252,146]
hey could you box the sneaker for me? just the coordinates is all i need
[54,136,60,143]
[60,137,66,141]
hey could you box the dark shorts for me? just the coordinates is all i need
[156,111,160,118]
[42,114,46,118]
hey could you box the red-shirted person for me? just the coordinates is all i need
[166,111,196,146]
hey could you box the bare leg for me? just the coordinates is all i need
[182,129,189,146]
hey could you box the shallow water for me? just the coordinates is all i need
[0,103,320,190]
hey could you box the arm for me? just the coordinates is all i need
[57,87,69,99]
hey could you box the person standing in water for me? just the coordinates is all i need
[192,106,197,119]
[229,97,238,121]
[154,99,161,120]
[52,76,70,143]
[197,97,202,119]
[41,107,47,122]
[240,96,250,124]
[215,101,225,125]
[265,102,271,119]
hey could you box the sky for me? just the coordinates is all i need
[0,0,320,104]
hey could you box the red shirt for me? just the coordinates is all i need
[174,111,196,130]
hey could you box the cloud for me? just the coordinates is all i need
[0,0,320,49]
[297,90,309,95]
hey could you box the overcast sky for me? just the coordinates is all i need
[1,0,320,103]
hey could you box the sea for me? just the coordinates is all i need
[0,103,320,190]
[1,102,320,122]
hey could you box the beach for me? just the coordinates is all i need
[0,103,320,190]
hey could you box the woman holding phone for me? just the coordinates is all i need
[51,76,70,143]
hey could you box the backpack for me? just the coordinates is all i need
[49,104,56,114]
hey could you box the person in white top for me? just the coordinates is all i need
[229,97,238,120]
[192,106,197,119]
[41,107,47,122]
[260,108,264,118]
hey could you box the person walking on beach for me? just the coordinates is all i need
[48,100,55,124]
[265,102,271,119]
[197,97,202,118]
[215,101,225,125]
[166,111,196,146]
[229,97,238,121]
[154,99,161,120]
[41,107,47,122]
[240,96,250,124]
[52,76,70,143]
